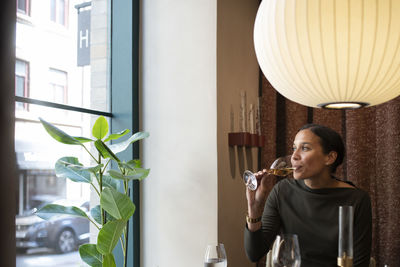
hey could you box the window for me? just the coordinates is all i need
[15,0,110,265]
[14,0,140,266]
[15,59,29,110]
[50,0,67,26]
[48,68,67,104]
[17,0,30,15]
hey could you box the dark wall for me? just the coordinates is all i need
[260,75,400,267]
[0,1,16,266]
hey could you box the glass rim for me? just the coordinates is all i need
[276,233,299,238]
[205,242,225,247]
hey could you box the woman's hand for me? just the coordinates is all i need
[246,169,271,230]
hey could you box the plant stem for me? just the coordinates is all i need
[88,217,101,231]
[90,183,100,196]
[119,235,126,267]
[99,154,105,226]
[93,173,100,187]
[124,190,130,267]
[103,159,111,173]
[119,236,126,256]
[82,144,98,163]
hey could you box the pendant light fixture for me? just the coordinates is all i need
[254,0,400,109]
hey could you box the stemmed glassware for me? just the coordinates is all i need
[204,243,227,267]
[271,234,301,267]
[243,155,295,190]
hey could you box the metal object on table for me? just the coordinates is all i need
[338,206,354,267]
[337,253,353,267]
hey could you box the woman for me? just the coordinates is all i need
[244,124,372,267]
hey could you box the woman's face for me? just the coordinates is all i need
[291,129,334,180]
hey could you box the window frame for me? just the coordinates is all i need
[48,68,68,104]
[13,0,140,265]
[15,59,30,110]
[17,0,30,16]
[50,0,69,27]
[110,0,140,265]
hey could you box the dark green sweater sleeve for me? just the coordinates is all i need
[353,193,372,267]
[244,185,281,262]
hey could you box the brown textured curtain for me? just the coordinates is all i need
[258,76,400,267]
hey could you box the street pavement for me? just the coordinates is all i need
[16,248,88,267]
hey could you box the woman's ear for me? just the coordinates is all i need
[325,151,337,166]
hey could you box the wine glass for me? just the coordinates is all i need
[204,243,227,267]
[271,234,301,267]
[243,155,295,190]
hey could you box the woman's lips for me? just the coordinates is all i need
[293,166,302,172]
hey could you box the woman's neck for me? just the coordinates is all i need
[304,172,337,189]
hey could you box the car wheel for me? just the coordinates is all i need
[55,229,76,253]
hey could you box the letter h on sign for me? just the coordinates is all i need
[77,10,91,66]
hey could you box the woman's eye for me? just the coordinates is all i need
[292,147,296,151]
[302,146,310,151]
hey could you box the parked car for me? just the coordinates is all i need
[16,199,90,254]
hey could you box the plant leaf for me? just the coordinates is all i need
[79,244,102,267]
[90,205,102,224]
[103,254,116,267]
[92,116,109,140]
[104,129,130,143]
[57,159,102,174]
[109,132,149,154]
[127,159,141,168]
[126,167,150,178]
[100,187,135,220]
[102,175,120,191]
[55,157,92,183]
[97,219,126,255]
[73,136,94,143]
[118,160,141,171]
[108,168,150,181]
[83,164,103,174]
[39,117,81,145]
[36,204,89,220]
[95,140,120,162]
[90,205,115,224]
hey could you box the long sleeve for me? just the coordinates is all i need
[353,193,372,267]
[244,185,281,262]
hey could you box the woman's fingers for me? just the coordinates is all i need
[255,169,266,179]
[247,169,270,202]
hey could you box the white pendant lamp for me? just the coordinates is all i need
[254,0,400,109]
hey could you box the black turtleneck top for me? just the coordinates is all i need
[244,178,372,267]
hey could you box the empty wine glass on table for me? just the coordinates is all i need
[271,234,301,267]
[204,243,227,267]
[243,155,295,190]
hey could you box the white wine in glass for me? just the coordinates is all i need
[204,243,227,267]
[243,155,295,191]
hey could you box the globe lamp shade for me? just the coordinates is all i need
[254,0,400,109]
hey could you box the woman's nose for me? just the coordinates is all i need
[291,149,300,160]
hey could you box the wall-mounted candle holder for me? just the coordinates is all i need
[229,92,264,147]
[228,132,265,147]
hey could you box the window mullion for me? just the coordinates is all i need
[14,96,113,117]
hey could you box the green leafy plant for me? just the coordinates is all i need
[35,116,149,267]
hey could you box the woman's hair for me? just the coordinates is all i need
[299,124,345,173]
